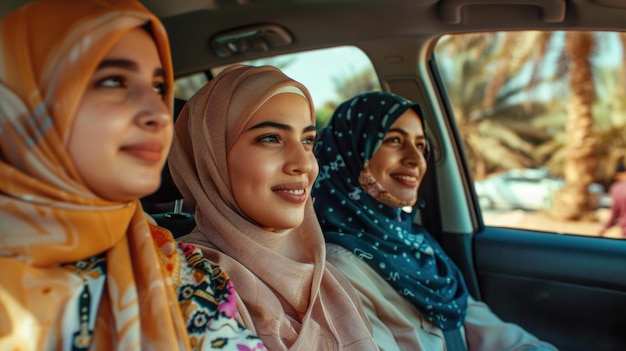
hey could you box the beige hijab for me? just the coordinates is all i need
[169,65,378,350]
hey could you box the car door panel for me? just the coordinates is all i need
[473,227,626,351]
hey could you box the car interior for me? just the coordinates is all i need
[3,0,626,350]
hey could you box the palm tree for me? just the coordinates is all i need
[548,32,598,220]
[434,32,554,180]
[540,38,626,189]
[437,31,626,220]
[313,68,380,128]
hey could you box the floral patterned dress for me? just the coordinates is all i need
[60,225,267,351]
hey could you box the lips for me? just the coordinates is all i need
[121,141,164,163]
[272,182,308,203]
[391,173,420,187]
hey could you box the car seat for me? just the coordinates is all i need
[141,98,195,238]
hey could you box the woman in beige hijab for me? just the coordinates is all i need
[168,64,378,350]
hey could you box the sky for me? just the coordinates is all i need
[242,45,376,107]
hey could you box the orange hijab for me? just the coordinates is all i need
[169,65,378,350]
[0,0,192,349]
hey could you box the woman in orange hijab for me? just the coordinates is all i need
[0,1,265,350]
[169,64,378,350]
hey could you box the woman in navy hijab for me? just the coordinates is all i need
[312,91,557,351]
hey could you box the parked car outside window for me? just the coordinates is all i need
[434,31,626,238]
[475,167,605,211]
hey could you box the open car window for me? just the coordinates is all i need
[434,30,626,239]
[174,46,380,129]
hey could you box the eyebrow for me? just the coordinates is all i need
[387,127,426,139]
[248,121,316,133]
[96,59,165,78]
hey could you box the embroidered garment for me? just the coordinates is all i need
[0,1,264,350]
[151,227,266,351]
[312,91,469,331]
[169,65,378,350]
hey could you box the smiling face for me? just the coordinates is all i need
[68,27,172,202]
[227,92,318,232]
[367,108,428,206]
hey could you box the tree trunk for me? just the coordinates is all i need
[551,32,597,220]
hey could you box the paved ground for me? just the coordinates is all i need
[482,208,624,238]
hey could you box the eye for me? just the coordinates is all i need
[416,141,429,156]
[96,75,125,88]
[302,135,316,146]
[153,82,168,97]
[383,136,402,144]
[258,134,281,144]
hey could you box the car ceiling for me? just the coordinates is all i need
[3,0,626,77]
[143,0,626,77]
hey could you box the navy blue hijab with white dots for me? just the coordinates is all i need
[312,92,468,331]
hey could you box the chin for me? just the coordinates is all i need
[394,192,417,203]
[405,197,418,205]
[125,180,161,200]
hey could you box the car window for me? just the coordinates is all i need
[433,30,626,238]
[174,46,380,129]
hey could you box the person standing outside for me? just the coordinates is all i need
[599,163,626,238]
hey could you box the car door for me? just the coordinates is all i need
[405,31,626,351]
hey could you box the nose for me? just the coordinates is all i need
[136,90,171,130]
[284,144,314,175]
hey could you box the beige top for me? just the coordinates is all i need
[327,243,559,351]
[169,65,378,351]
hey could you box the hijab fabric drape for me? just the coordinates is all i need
[0,1,200,349]
[312,91,469,331]
[169,65,378,350]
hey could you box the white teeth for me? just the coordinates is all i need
[278,189,305,195]
[394,175,417,181]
